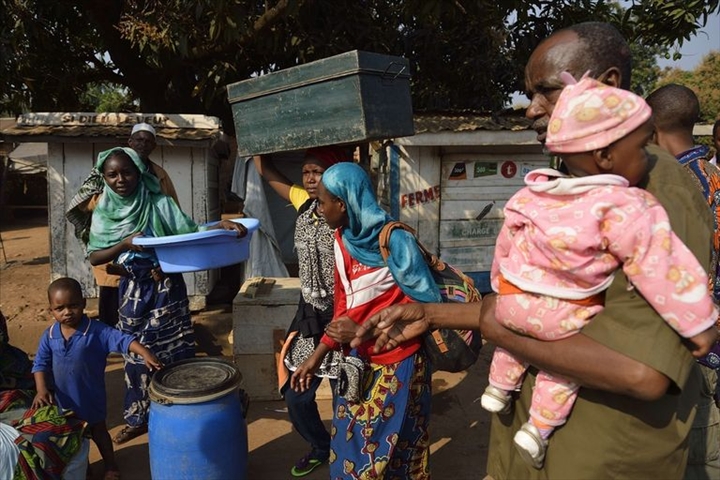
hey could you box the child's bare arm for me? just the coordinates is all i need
[687,327,719,358]
[32,371,54,409]
[128,340,163,371]
[89,232,143,265]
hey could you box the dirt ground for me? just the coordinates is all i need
[0,214,493,479]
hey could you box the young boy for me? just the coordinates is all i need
[32,277,162,480]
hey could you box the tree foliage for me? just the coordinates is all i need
[656,51,720,122]
[78,83,136,113]
[630,43,663,97]
[1,0,718,135]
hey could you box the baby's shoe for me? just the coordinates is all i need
[480,385,512,414]
[513,422,548,469]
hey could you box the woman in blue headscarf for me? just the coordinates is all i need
[87,147,245,445]
[290,162,440,479]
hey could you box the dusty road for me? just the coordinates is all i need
[0,215,493,479]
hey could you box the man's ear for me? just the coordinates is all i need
[650,128,659,146]
[593,147,613,171]
[596,67,622,88]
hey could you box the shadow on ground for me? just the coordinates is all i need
[96,347,494,480]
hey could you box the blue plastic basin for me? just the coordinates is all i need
[132,218,259,273]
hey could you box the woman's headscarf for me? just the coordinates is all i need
[304,146,351,169]
[321,163,440,303]
[87,147,198,253]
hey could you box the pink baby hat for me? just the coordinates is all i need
[545,72,652,153]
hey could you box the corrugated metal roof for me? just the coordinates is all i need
[0,124,218,141]
[412,113,717,139]
[0,113,221,142]
[413,112,532,134]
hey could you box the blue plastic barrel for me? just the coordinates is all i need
[148,358,248,480]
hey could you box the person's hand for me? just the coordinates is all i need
[290,359,319,393]
[129,341,163,371]
[143,350,164,371]
[150,267,165,283]
[122,232,144,252]
[32,390,53,410]
[216,220,248,237]
[324,317,360,344]
[688,327,719,358]
[105,263,129,277]
[350,303,431,352]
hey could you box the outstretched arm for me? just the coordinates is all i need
[353,295,670,401]
[128,340,163,371]
[253,155,293,202]
[478,299,670,401]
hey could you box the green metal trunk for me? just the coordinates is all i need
[226,50,414,155]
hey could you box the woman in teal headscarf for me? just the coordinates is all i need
[290,162,440,479]
[87,147,245,444]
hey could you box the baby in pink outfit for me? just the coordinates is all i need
[481,73,719,469]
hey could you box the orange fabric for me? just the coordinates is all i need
[92,264,121,287]
[276,331,297,392]
[497,275,604,307]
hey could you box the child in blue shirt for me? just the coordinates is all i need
[32,277,161,480]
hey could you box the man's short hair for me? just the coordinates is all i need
[646,84,700,133]
[713,119,720,138]
[48,277,84,300]
[567,22,632,90]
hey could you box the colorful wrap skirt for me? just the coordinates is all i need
[0,389,87,480]
[330,351,432,479]
[117,257,195,426]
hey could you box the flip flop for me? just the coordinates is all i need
[290,452,327,477]
[112,424,147,444]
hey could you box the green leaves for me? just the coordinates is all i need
[1,0,717,133]
[656,51,720,122]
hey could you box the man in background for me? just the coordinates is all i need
[646,83,720,479]
[126,123,178,203]
[711,119,720,165]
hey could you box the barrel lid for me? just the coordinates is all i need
[149,358,242,405]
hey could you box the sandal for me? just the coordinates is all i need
[103,469,121,480]
[112,425,147,445]
[290,452,327,477]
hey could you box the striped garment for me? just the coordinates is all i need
[0,389,87,480]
